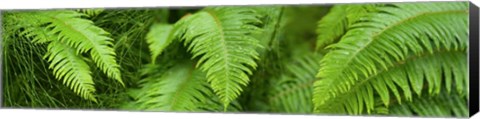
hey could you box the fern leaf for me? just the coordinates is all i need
[174,7,264,108]
[38,10,124,86]
[315,5,349,51]
[123,62,215,111]
[146,23,176,63]
[315,4,380,51]
[268,54,321,113]
[388,90,468,117]
[44,41,96,102]
[7,10,124,101]
[313,2,468,114]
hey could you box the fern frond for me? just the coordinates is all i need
[315,4,380,51]
[251,6,283,49]
[123,62,215,111]
[313,2,468,114]
[44,41,96,102]
[315,5,349,51]
[37,10,124,86]
[174,7,264,108]
[146,23,176,63]
[268,54,321,113]
[7,10,124,101]
[388,90,468,117]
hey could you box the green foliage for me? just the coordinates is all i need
[387,90,468,117]
[315,4,379,51]
[174,7,264,108]
[44,41,97,101]
[2,2,469,118]
[146,23,175,63]
[3,10,124,102]
[76,9,104,17]
[267,53,321,113]
[313,2,468,115]
[122,61,214,111]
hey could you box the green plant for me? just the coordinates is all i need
[2,1,469,117]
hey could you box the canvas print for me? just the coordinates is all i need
[1,1,469,118]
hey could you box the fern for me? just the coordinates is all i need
[44,41,97,102]
[6,10,124,101]
[39,11,124,86]
[268,54,321,113]
[146,23,176,63]
[387,90,468,117]
[174,7,264,108]
[123,62,215,111]
[315,4,380,51]
[313,2,468,114]
[2,3,470,117]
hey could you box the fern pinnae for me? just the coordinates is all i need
[387,90,468,117]
[315,4,380,51]
[146,23,176,63]
[174,7,264,109]
[44,41,97,102]
[313,2,468,114]
[40,10,124,86]
[268,54,321,113]
[123,62,215,111]
[8,10,124,101]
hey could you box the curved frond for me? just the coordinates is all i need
[6,10,124,101]
[268,54,321,113]
[388,91,468,117]
[36,10,124,86]
[315,5,349,51]
[122,62,215,111]
[174,7,264,108]
[44,41,96,102]
[146,23,176,63]
[313,2,468,114]
[315,4,380,51]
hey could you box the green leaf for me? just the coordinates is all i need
[146,23,176,63]
[174,7,264,108]
[38,10,124,86]
[313,2,468,114]
[123,62,215,111]
[44,41,96,102]
[8,10,124,101]
[268,54,321,113]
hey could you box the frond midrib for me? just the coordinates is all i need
[204,9,233,107]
